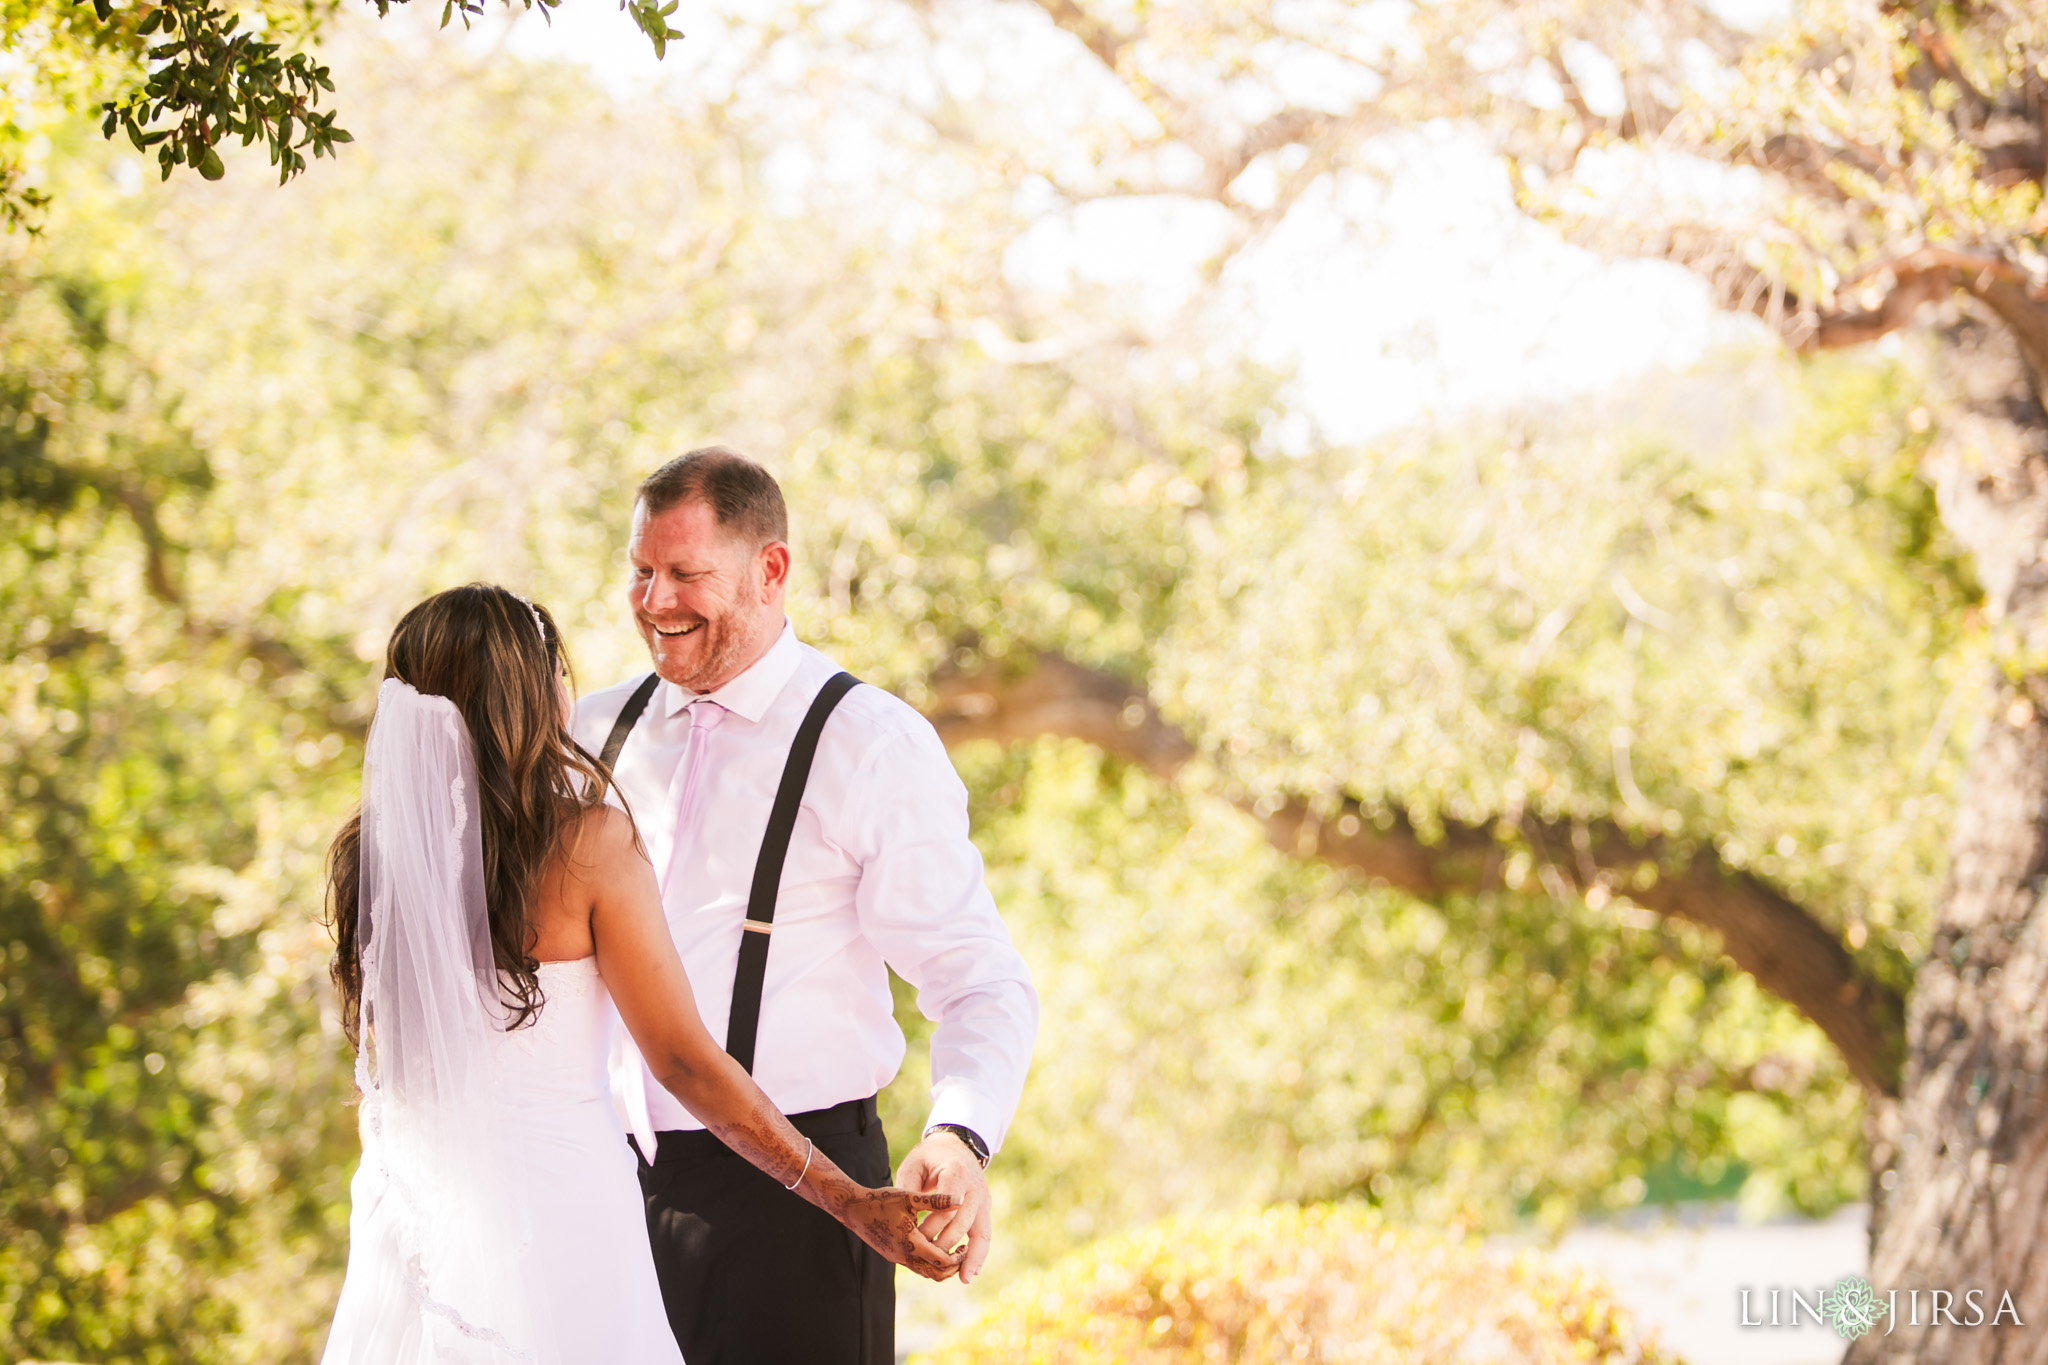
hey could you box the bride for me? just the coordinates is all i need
[319,584,958,1364]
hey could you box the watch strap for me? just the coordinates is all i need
[925,1122,991,1168]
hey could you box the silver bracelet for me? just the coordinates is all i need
[784,1138,814,1191]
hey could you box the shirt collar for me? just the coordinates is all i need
[660,619,800,724]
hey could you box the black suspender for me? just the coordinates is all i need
[726,670,859,1072]
[598,672,662,771]
[599,668,862,1074]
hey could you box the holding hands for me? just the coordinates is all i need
[896,1130,995,1285]
[829,1183,965,1282]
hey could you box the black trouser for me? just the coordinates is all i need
[639,1096,892,1365]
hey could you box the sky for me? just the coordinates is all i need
[472,0,1778,446]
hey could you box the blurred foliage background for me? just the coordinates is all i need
[0,2,1986,1361]
[925,1205,1677,1364]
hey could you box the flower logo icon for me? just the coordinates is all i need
[1824,1274,1887,1340]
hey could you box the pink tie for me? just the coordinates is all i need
[662,699,726,894]
[617,697,727,1163]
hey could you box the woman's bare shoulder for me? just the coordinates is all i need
[576,801,640,843]
[558,803,648,880]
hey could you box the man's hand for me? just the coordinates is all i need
[896,1132,994,1284]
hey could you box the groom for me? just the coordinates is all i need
[573,447,1039,1365]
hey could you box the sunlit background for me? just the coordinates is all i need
[3,0,2007,1359]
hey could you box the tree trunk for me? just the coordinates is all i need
[1851,318,2048,1363]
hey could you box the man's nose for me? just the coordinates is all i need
[643,573,692,618]
[639,575,680,614]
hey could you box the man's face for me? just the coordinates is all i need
[627,498,785,692]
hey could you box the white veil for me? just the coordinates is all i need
[335,678,555,1365]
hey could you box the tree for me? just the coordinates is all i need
[4,0,344,226]
[0,0,692,228]
[874,0,2048,1357]
[0,237,364,1361]
[0,5,2022,1359]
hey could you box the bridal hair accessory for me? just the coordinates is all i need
[511,592,548,648]
[343,679,557,1364]
[783,1138,814,1191]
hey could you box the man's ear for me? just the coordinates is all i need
[758,542,792,599]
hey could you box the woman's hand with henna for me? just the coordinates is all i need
[832,1185,963,1281]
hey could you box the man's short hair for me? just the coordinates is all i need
[636,446,789,547]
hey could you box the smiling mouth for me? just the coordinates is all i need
[651,621,703,639]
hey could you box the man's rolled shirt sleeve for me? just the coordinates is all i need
[846,722,1038,1154]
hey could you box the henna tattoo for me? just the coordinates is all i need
[708,1115,807,1186]
[837,1186,960,1278]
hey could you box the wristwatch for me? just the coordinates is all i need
[924,1123,991,1168]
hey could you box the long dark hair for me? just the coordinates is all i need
[325,584,622,1046]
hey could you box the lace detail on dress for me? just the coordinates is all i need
[448,774,468,863]
[402,1251,537,1362]
[500,960,600,1060]
[533,958,600,1000]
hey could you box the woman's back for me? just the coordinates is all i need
[325,953,684,1365]
[502,956,687,1363]
[499,956,617,1108]
[323,851,688,1365]
[523,803,629,964]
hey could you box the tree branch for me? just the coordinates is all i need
[1538,209,1974,358]
[1894,13,2000,146]
[1202,107,1333,200]
[930,650,1906,1096]
[930,650,1195,778]
[1011,0,1377,214]
[1798,263,1955,352]
[1958,275,2048,400]
[1542,44,1677,149]
[1548,13,2039,194]
[103,476,366,739]
[1020,0,1127,76]
[1262,799,1904,1096]
[1743,133,1877,205]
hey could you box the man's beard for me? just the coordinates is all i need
[643,580,768,692]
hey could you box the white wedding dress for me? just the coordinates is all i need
[323,959,684,1365]
[321,680,685,1365]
